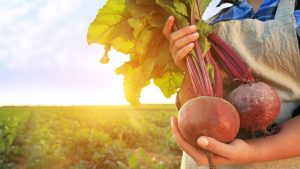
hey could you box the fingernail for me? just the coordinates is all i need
[193,32,199,37]
[190,25,196,30]
[197,137,209,146]
[189,43,194,47]
[168,16,173,20]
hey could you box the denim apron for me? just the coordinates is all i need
[180,0,300,168]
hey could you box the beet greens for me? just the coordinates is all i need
[88,1,281,169]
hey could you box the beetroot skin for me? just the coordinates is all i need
[178,96,240,147]
[228,82,281,132]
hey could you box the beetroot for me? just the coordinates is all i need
[227,82,281,132]
[178,96,240,147]
[208,31,281,134]
[170,2,245,168]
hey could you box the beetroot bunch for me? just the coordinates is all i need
[88,1,281,168]
[172,1,281,169]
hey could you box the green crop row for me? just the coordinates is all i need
[2,105,181,169]
[0,107,31,169]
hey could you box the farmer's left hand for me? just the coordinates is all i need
[170,117,256,166]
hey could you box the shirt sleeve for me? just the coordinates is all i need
[205,6,233,25]
[294,0,300,49]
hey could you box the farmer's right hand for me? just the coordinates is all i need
[163,16,199,72]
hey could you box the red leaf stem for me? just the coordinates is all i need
[208,51,223,97]
[210,49,235,81]
[204,53,217,96]
[191,3,214,96]
[211,43,245,82]
[195,0,203,19]
[209,33,254,82]
[186,56,204,95]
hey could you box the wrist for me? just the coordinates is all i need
[243,139,264,164]
[177,85,194,108]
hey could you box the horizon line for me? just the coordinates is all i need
[0,103,176,107]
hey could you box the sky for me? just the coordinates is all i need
[0,0,228,106]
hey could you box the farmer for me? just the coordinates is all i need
[163,0,300,168]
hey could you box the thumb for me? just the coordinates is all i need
[163,16,174,40]
[197,136,232,158]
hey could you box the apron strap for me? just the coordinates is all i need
[275,0,296,19]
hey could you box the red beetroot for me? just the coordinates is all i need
[227,82,281,132]
[172,3,243,168]
[178,96,240,147]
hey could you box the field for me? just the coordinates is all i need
[0,105,182,169]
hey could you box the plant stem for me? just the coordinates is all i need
[211,43,245,82]
[187,56,204,95]
[196,0,203,19]
[206,151,216,169]
[208,33,254,82]
[191,2,214,96]
[208,51,223,97]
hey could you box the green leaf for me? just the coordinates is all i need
[156,0,189,28]
[128,18,147,38]
[111,36,134,53]
[115,56,156,106]
[127,0,168,28]
[154,71,184,98]
[198,0,212,14]
[199,37,211,57]
[136,0,157,5]
[127,0,157,18]
[87,0,134,54]
[87,0,214,105]
[87,0,126,44]
[153,40,173,76]
[134,27,154,56]
[195,20,211,36]
[196,20,212,57]
[174,0,188,16]
[148,12,167,28]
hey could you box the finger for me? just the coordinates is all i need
[170,25,196,46]
[174,43,194,68]
[171,117,234,165]
[208,154,232,165]
[197,136,233,158]
[171,117,208,164]
[172,32,199,52]
[172,50,188,72]
[163,16,175,40]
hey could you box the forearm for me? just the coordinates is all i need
[247,116,300,163]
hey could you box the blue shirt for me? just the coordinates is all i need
[211,0,300,37]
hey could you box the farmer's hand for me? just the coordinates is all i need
[163,16,199,72]
[170,117,256,166]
